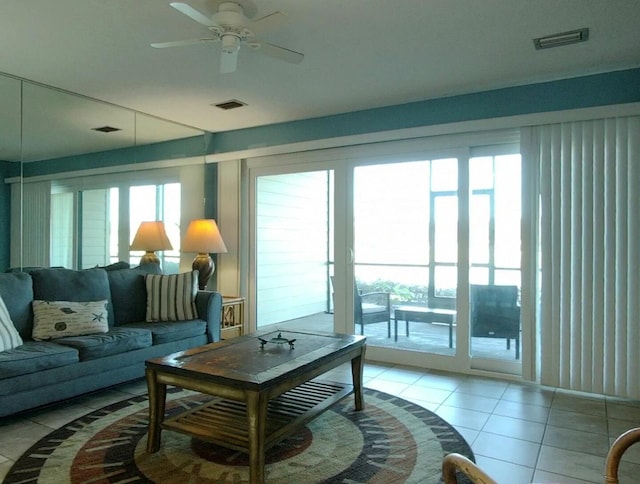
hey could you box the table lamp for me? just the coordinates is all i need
[130,221,173,266]
[182,219,228,290]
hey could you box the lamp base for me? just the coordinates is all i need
[192,253,214,290]
[140,251,160,266]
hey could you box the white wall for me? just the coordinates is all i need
[255,171,329,327]
[216,160,242,297]
[179,163,206,273]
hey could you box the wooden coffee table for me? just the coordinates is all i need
[145,329,366,484]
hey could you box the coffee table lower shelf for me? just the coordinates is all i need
[161,380,352,453]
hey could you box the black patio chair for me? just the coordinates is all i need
[354,282,391,336]
[469,284,521,359]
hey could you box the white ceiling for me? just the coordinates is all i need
[1,0,640,137]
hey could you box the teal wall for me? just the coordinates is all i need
[22,135,207,177]
[206,68,640,154]
[0,161,21,270]
[19,68,640,178]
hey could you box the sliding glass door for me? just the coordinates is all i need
[352,150,522,373]
[469,154,522,366]
[352,159,459,355]
[247,134,525,377]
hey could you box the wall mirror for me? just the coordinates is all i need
[0,71,205,271]
[0,74,21,164]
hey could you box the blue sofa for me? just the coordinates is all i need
[0,265,223,417]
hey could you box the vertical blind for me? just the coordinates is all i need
[531,116,640,399]
[11,181,52,268]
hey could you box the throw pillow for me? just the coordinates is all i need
[145,271,198,322]
[30,268,114,326]
[32,300,109,341]
[0,295,23,351]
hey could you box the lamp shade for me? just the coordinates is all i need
[130,221,173,251]
[182,219,228,254]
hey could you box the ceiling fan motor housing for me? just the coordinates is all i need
[214,2,245,27]
[205,0,257,19]
[214,1,249,53]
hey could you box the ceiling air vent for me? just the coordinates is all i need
[534,28,589,50]
[91,126,121,133]
[213,99,247,110]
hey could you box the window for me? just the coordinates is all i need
[469,154,521,286]
[353,152,520,304]
[353,158,459,308]
[50,192,75,268]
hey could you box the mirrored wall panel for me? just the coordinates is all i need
[0,72,205,271]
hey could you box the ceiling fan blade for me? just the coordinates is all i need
[220,50,238,73]
[249,11,288,35]
[169,2,215,27]
[151,38,213,48]
[250,41,304,64]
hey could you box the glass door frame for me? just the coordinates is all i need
[347,148,476,374]
[245,132,533,380]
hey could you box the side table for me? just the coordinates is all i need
[221,296,245,339]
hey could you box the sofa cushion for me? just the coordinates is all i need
[53,327,152,360]
[122,320,206,345]
[98,261,130,271]
[107,267,151,325]
[0,295,23,351]
[32,300,109,341]
[0,272,34,339]
[145,271,198,322]
[0,341,79,379]
[31,268,114,325]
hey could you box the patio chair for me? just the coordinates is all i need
[354,282,391,336]
[470,284,521,359]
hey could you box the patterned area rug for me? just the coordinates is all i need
[5,387,474,483]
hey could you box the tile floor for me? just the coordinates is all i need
[1,362,640,483]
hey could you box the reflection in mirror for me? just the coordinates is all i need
[0,74,22,270]
[135,112,203,149]
[0,74,21,163]
[4,74,206,273]
[21,82,135,163]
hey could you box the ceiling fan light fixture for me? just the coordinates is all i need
[533,28,589,50]
[221,33,240,53]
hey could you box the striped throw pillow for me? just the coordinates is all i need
[145,271,198,322]
[0,295,23,351]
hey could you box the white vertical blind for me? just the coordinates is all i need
[19,181,52,268]
[531,116,640,398]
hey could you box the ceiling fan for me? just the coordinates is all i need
[151,0,304,74]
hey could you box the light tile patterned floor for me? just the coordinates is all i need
[2,363,640,483]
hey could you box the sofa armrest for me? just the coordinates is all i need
[195,290,223,343]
